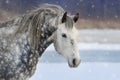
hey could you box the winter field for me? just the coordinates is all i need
[30,30,120,80]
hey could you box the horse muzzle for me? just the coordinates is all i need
[68,58,81,68]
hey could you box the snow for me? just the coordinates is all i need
[76,3,80,6]
[64,5,68,8]
[79,0,84,2]
[114,15,118,19]
[111,3,114,6]
[91,5,95,8]
[5,0,10,4]
[30,63,120,80]
[30,44,120,80]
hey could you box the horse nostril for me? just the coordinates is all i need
[72,58,76,66]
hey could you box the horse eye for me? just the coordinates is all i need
[62,33,67,38]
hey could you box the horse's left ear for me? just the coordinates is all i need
[73,13,79,23]
[62,12,67,23]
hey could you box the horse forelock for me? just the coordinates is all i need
[65,16,74,29]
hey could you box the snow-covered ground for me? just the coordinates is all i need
[30,30,120,80]
[30,63,120,80]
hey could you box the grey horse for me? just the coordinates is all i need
[0,4,80,80]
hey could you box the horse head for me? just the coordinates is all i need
[49,12,81,67]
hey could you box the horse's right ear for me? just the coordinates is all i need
[61,12,67,23]
[73,13,79,23]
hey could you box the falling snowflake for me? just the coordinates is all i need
[76,3,80,6]
[56,1,59,4]
[65,5,68,8]
[88,68,92,73]
[91,5,95,8]
[88,14,91,17]
[112,74,117,79]
[5,0,10,4]
[79,0,83,2]
[97,16,100,19]
[114,15,118,18]
[111,3,114,6]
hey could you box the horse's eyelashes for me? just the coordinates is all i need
[62,33,67,38]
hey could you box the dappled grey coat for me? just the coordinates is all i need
[0,4,64,80]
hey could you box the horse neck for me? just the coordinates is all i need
[15,11,59,57]
[29,18,57,57]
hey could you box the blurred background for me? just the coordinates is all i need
[0,0,120,29]
[0,0,120,80]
